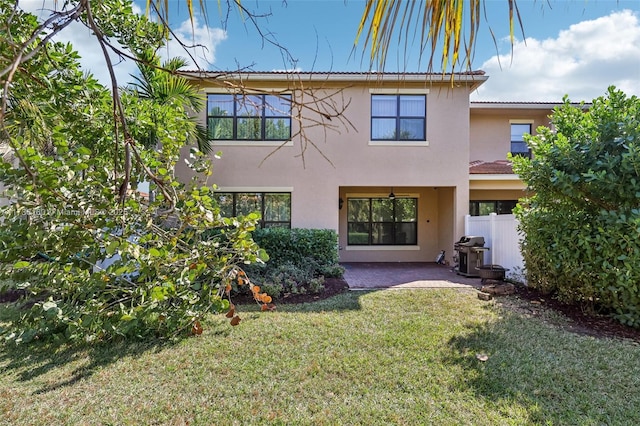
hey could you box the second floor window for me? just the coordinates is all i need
[510,123,531,158]
[207,94,292,141]
[371,94,426,141]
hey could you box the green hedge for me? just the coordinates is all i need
[513,88,640,327]
[252,228,341,274]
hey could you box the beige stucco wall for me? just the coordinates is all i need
[469,107,553,162]
[176,75,476,263]
[470,189,527,200]
[467,105,554,217]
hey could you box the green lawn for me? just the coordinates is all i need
[1,288,639,425]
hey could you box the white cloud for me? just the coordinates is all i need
[472,10,640,102]
[18,0,142,86]
[159,17,227,69]
[17,2,226,86]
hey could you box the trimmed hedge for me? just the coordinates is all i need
[252,228,341,276]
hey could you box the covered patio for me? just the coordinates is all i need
[342,262,484,290]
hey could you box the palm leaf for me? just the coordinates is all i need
[354,0,521,73]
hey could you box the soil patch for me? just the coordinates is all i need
[504,283,640,343]
[0,289,25,303]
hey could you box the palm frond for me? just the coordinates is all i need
[354,0,519,73]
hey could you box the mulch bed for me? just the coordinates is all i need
[508,284,640,343]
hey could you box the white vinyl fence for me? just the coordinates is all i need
[464,213,525,280]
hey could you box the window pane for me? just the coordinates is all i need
[399,118,425,140]
[497,200,517,214]
[511,123,531,142]
[371,222,394,244]
[371,198,393,222]
[395,198,417,222]
[265,95,291,116]
[347,199,370,222]
[263,193,291,222]
[237,118,262,139]
[236,95,262,116]
[265,118,291,140]
[478,202,496,216]
[215,193,234,217]
[207,94,233,116]
[396,223,417,244]
[371,95,397,116]
[348,197,418,245]
[348,222,370,245]
[208,117,233,139]
[511,141,529,155]
[372,118,397,139]
[236,193,262,216]
[399,95,425,116]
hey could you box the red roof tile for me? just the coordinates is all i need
[469,160,514,174]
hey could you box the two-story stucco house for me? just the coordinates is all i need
[177,71,557,265]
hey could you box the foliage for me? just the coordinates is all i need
[354,0,524,73]
[248,261,325,299]
[124,49,210,153]
[0,1,271,343]
[513,87,640,327]
[245,228,343,298]
[252,228,342,275]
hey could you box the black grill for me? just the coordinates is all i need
[454,236,489,277]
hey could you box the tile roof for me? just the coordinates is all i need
[469,160,515,174]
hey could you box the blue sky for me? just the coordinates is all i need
[21,0,640,102]
[173,0,633,72]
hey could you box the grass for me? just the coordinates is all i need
[1,288,640,425]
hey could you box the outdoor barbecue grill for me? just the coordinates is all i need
[454,235,489,277]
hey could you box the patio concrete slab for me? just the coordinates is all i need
[342,262,483,290]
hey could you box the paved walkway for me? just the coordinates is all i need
[342,262,483,290]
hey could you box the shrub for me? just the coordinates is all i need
[513,87,640,327]
[252,228,340,272]
[246,228,343,299]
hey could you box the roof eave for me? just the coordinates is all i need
[182,71,489,89]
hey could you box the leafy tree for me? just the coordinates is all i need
[512,87,640,327]
[0,0,360,344]
[124,49,210,154]
[0,0,271,343]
